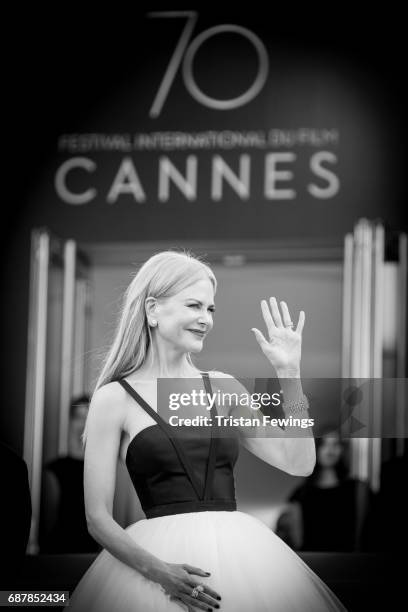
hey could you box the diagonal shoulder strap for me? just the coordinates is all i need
[118,379,163,427]
[118,379,204,499]
[201,372,219,501]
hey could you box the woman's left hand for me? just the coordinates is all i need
[251,297,305,374]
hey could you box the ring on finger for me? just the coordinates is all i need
[284,321,294,328]
[191,584,205,598]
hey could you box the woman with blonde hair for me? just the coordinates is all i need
[70,250,346,611]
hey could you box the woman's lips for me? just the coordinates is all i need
[187,329,206,338]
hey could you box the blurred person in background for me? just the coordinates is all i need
[41,395,100,553]
[276,432,372,551]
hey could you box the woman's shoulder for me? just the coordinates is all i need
[88,381,128,424]
[92,380,127,402]
[207,370,250,395]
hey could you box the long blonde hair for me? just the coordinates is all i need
[94,250,217,392]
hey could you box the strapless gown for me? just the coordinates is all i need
[69,374,347,611]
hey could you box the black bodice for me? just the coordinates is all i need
[119,374,240,519]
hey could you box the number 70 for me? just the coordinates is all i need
[148,11,269,117]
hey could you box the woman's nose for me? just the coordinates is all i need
[198,312,210,326]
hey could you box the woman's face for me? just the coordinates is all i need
[153,277,215,354]
[317,436,343,468]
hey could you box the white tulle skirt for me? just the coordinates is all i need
[69,510,347,612]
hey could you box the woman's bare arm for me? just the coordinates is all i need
[84,383,165,577]
[210,372,316,476]
[207,297,316,476]
[84,383,222,608]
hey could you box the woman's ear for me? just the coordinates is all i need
[145,297,158,327]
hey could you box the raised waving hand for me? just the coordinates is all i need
[251,297,305,374]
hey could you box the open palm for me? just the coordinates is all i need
[251,297,305,373]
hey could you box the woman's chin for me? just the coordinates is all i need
[187,340,204,353]
[189,344,204,354]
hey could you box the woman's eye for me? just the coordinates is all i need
[187,304,215,313]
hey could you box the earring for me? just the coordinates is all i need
[149,319,157,327]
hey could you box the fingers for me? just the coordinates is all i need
[259,298,305,335]
[280,300,292,327]
[251,327,269,348]
[201,586,221,602]
[183,564,211,577]
[260,297,287,329]
[183,565,222,604]
[169,565,221,610]
[296,310,305,334]
[180,592,217,611]
[269,297,283,328]
[261,299,275,338]
[185,579,221,603]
